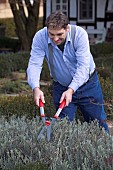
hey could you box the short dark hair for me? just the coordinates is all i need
[45,12,69,29]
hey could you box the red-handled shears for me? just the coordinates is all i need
[37,99,66,142]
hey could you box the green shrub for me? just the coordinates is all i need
[0,117,113,170]
[99,76,113,119]
[0,53,50,80]
[0,87,55,119]
[0,37,21,52]
[97,67,113,80]
[0,18,16,37]
[1,80,31,94]
[91,43,113,58]
[0,78,113,121]
[99,76,113,101]
[0,17,43,38]
[0,95,36,118]
[0,57,12,77]
[95,55,113,81]
[41,59,50,81]
[0,52,29,78]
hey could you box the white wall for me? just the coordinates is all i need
[97,0,106,17]
[46,0,51,17]
[108,0,113,11]
[0,2,13,18]
[70,0,77,18]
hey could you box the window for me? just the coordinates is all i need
[52,0,68,16]
[78,0,95,22]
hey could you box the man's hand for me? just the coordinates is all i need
[60,88,74,106]
[33,87,45,106]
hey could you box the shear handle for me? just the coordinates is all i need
[39,99,44,107]
[59,99,66,109]
[39,99,66,108]
[54,99,66,119]
[39,99,45,122]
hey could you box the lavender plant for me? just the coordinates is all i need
[0,116,113,170]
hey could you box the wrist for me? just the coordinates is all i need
[33,87,40,93]
[68,87,74,94]
[33,87,40,90]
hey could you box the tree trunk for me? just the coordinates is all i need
[8,0,41,51]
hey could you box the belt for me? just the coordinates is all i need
[89,69,96,80]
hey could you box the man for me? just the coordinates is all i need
[27,12,109,133]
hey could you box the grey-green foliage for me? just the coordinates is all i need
[0,116,113,170]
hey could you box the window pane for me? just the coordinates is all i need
[56,0,60,3]
[55,0,68,16]
[63,11,67,15]
[89,11,92,18]
[63,5,66,10]
[81,11,87,19]
[89,4,92,10]
[63,0,67,3]
[80,0,86,5]
[56,5,60,10]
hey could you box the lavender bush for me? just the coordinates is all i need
[0,116,113,170]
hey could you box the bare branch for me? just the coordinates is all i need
[17,0,27,25]
[8,0,41,51]
[24,0,32,10]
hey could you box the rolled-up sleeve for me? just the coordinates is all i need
[27,31,45,90]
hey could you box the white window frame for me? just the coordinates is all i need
[78,0,95,23]
[52,0,68,16]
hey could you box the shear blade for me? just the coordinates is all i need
[51,118,56,125]
[37,126,46,141]
[47,125,51,141]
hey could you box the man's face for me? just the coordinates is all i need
[48,26,69,45]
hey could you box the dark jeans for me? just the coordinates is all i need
[52,72,109,133]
